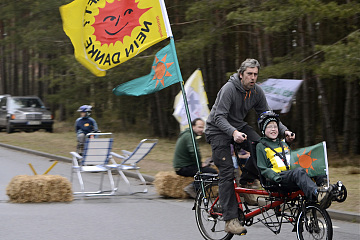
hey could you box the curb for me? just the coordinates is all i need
[0,142,359,223]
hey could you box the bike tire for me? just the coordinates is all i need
[195,182,233,240]
[296,204,333,240]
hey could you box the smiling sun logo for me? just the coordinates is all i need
[152,54,174,88]
[293,149,318,173]
[93,0,151,46]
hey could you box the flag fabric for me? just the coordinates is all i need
[112,43,180,96]
[259,79,303,113]
[290,141,329,178]
[173,69,210,131]
[59,0,172,77]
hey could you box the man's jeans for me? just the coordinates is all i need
[206,125,260,220]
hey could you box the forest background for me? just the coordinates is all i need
[0,0,359,158]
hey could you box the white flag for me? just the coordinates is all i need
[259,78,303,113]
[173,69,210,131]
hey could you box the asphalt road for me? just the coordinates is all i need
[0,146,359,240]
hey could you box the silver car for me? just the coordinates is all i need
[0,95,54,133]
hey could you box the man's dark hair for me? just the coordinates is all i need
[191,118,204,126]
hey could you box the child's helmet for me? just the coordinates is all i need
[258,111,279,135]
[77,105,92,113]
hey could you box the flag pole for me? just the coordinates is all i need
[169,37,202,174]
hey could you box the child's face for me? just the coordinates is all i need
[265,121,278,140]
[80,112,86,117]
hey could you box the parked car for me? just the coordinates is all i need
[0,95,54,133]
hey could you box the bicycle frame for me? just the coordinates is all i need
[208,182,303,220]
[197,177,306,236]
[194,173,346,240]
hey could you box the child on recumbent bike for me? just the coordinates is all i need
[256,111,336,208]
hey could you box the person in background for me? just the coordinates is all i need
[231,145,250,185]
[173,118,217,198]
[75,105,98,155]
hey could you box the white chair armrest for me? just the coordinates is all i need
[70,152,83,166]
[70,151,82,158]
[121,150,132,157]
[110,152,126,160]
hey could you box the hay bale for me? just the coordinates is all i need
[6,175,73,203]
[154,171,194,198]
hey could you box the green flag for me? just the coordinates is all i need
[290,141,329,178]
[113,43,180,96]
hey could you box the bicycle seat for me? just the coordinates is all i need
[194,172,219,182]
[262,179,300,194]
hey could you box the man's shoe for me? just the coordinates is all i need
[184,183,197,199]
[225,218,247,235]
[317,185,333,209]
[240,183,258,206]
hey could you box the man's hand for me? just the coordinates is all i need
[285,130,295,143]
[233,130,247,143]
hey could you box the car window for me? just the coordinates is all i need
[0,97,6,107]
[9,98,44,109]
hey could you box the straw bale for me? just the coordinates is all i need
[154,171,194,198]
[6,175,73,203]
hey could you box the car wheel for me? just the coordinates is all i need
[46,127,53,133]
[6,121,13,134]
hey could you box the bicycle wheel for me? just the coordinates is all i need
[195,182,233,240]
[296,204,333,240]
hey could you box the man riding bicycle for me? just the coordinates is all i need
[205,59,295,235]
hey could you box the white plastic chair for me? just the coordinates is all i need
[70,133,116,196]
[108,139,158,194]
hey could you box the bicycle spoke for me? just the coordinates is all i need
[195,182,233,240]
[296,204,332,240]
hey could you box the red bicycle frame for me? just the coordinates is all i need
[209,180,304,221]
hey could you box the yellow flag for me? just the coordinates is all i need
[173,69,210,131]
[60,0,172,76]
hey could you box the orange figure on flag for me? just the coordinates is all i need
[112,43,180,96]
[153,54,174,87]
[293,149,318,173]
[60,0,172,76]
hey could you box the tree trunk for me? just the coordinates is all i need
[342,80,352,154]
[22,48,29,95]
[353,79,360,154]
[315,76,338,152]
[154,92,166,137]
[0,20,6,94]
[298,17,311,146]
[263,32,272,66]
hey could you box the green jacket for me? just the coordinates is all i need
[256,137,290,183]
[173,128,201,169]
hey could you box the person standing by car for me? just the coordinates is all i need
[75,105,98,155]
[205,59,295,235]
